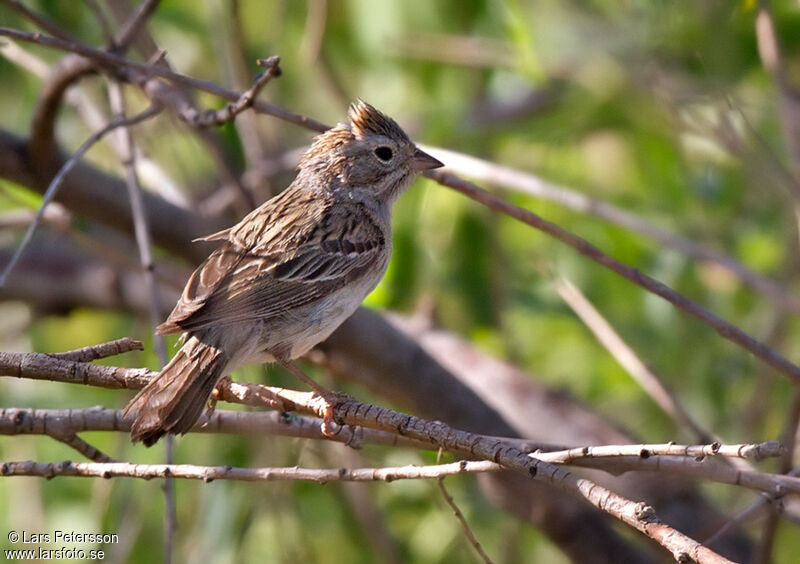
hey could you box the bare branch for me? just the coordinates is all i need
[0,403,781,464]
[2,450,796,503]
[0,407,437,451]
[82,0,115,45]
[705,466,800,548]
[47,337,144,362]
[187,56,282,128]
[437,476,496,564]
[430,145,800,314]
[0,0,78,42]
[558,454,800,498]
[436,448,495,564]
[0,459,500,483]
[0,350,737,561]
[47,432,113,462]
[29,54,95,167]
[427,169,800,386]
[536,441,785,464]
[107,82,167,364]
[553,275,714,442]
[0,27,330,133]
[113,0,161,50]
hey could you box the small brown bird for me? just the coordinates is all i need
[124,100,443,445]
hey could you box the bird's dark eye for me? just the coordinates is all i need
[374,146,393,161]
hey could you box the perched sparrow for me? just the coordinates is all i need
[124,100,443,445]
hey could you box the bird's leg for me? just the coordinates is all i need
[278,359,348,436]
[206,375,233,419]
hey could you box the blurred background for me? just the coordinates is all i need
[1,0,800,562]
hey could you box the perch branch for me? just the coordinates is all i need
[0,407,437,451]
[0,350,732,562]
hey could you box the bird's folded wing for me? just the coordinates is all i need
[157,202,385,334]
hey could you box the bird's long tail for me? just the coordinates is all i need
[123,335,228,446]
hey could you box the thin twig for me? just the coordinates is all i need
[429,145,800,314]
[188,56,282,128]
[0,27,330,133]
[436,449,495,564]
[47,337,143,362]
[535,441,785,463]
[82,0,115,45]
[552,274,713,442]
[0,0,78,42]
[107,84,166,361]
[427,169,800,386]
[113,0,162,50]
[705,466,800,547]
[437,477,495,563]
[47,432,114,462]
[0,102,162,288]
[106,78,174,563]
[545,453,800,497]
[220,0,274,200]
[2,453,798,499]
[754,388,800,564]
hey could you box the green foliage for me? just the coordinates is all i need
[2,0,800,561]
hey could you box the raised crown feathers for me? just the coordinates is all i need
[347,99,410,142]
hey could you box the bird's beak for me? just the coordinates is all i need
[412,147,444,171]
